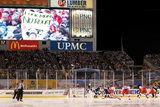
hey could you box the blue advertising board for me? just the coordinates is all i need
[50,41,93,51]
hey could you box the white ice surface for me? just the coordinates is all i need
[0,97,160,107]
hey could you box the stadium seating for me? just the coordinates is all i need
[0,50,134,79]
[145,54,160,68]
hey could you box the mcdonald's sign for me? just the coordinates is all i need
[10,41,20,50]
[9,41,39,50]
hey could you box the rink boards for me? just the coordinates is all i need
[0,90,67,98]
[0,89,160,98]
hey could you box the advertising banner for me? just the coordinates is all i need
[0,90,67,97]
[9,40,39,50]
[51,0,93,8]
[0,0,48,6]
[12,80,59,89]
[50,41,93,51]
[1,89,160,98]
[0,8,70,41]
[72,10,92,37]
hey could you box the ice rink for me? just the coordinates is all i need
[0,97,160,107]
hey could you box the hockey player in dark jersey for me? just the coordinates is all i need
[103,87,110,98]
[13,83,19,99]
[153,85,158,98]
[94,86,101,98]
[137,85,142,98]
[86,83,93,98]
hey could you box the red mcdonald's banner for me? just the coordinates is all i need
[0,0,48,6]
[9,40,39,50]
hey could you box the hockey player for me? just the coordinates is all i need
[148,85,156,98]
[17,80,24,102]
[108,85,116,98]
[13,83,19,99]
[153,85,158,98]
[137,85,148,98]
[137,85,142,98]
[86,83,93,98]
[119,84,131,100]
[103,85,116,98]
[94,86,101,98]
[86,83,92,93]
[103,87,110,98]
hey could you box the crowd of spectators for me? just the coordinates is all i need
[53,51,134,71]
[0,50,134,79]
[0,49,58,79]
[145,54,160,67]
[54,51,109,70]
[103,51,134,71]
[2,49,55,69]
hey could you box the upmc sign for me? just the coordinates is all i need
[9,41,39,50]
[50,41,93,51]
[0,0,48,6]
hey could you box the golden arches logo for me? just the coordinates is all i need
[10,41,20,49]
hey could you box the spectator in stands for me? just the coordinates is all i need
[0,12,10,26]
[0,22,7,39]
[12,24,22,40]
[60,16,69,32]
[0,50,134,80]
[51,9,62,25]
[50,27,69,41]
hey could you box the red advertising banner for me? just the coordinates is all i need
[0,0,48,6]
[9,41,39,50]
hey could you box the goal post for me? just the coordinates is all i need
[68,87,85,98]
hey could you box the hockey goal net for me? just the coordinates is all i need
[68,87,85,98]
